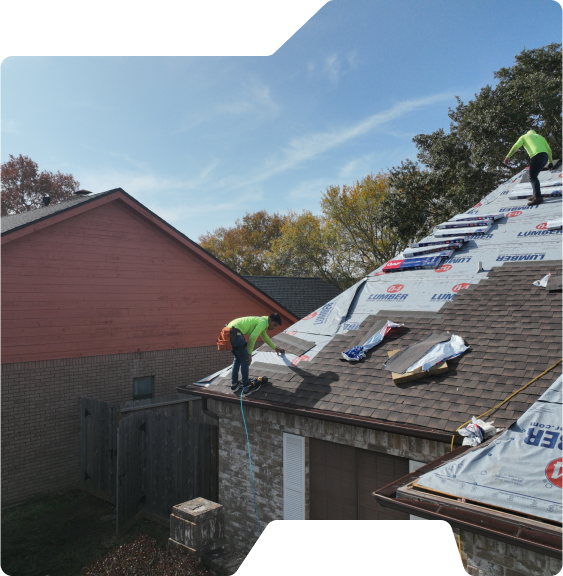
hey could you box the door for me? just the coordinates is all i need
[310,438,409,520]
[310,438,356,519]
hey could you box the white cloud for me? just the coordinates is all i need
[77,158,219,197]
[1,118,18,134]
[233,91,454,189]
[338,152,379,180]
[174,78,280,134]
[218,78,280,117]
[310,50,358,86]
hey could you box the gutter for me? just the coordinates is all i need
[372,446,562,558]
[176,385,463,445]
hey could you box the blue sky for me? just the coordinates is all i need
[1,0,561,241]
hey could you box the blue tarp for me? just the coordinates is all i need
[416,376,563,522]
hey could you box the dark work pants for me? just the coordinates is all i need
[529,152,548,199]
[231,333,250,386]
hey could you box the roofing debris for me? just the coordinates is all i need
[341,320,403,361]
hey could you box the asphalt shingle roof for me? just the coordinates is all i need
[1,191,112,235]
[211,261,562,434]
[242,276,342,319]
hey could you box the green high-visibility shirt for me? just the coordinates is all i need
[227,316,276,354]
[506,130,552,163]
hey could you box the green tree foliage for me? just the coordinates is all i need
[201,173,399,290]
[1,154,80,216]
[383,43,562,245]
[198,210,287,275]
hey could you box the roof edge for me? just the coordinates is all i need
[176,385,464,444]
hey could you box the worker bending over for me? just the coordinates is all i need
[504,130,553,206]
[227,313,285,396]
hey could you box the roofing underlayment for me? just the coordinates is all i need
[413,376,562,522]
[196,164,562,379]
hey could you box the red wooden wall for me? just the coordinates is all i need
[2,199,293,363]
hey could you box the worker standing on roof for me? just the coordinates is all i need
[504,130,553,206]
[226,313,285,396]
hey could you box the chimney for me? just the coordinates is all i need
[43,196,51,207]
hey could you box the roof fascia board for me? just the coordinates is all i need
[372,444,562,557]
[373,494,562,558]
[2,189,299,324]
[177,386,463,444]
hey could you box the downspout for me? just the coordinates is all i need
[202,397,219,420]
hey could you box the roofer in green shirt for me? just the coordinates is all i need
[227,313,285,396]
[504,130,553,206]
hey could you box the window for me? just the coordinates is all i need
[133,376,154,400]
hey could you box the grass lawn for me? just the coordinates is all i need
[1,489,207,576]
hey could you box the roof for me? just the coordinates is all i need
[181,165,563,439]
[185,260,562,434]
[1,188,300,325]
[241,276,342,319]
[1,191,111,234]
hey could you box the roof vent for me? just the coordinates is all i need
[74,189,92,196]
[42,196,51,206]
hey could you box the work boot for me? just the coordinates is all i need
[231,381,243,393]
[527,196,543,206]
[242,381,262,396]
[526,196,535,202]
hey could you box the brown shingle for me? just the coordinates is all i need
[204,262,562,435]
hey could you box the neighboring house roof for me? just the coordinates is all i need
[242,276,342,319]
[1,188,299,326]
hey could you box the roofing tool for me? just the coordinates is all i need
[382,255,444,273]
[403,245,458,258]
[436,219,494,229]
[547,218,562,230]
[434,224,491,237]
[508,185,562,200]
[409,237,467,248]
[449,213,504,222]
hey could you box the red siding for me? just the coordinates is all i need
[2,200,292,363]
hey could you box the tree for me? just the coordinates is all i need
[270,210,348,288]
[321,172,401,277]
[1,154,80,216]
[382,43,562,245]
[198,210,287,276]
[270,173,400,289]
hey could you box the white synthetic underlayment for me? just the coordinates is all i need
[202,166,562,370]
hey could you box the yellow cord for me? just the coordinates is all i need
[450,359,562,451]
[457,534,463,560]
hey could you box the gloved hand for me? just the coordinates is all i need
[548,162,554,170]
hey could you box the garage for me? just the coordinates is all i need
[309,438,409,520]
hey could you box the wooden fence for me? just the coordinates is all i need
[79,394,218,533]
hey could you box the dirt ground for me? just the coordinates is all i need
[1,489,177,576]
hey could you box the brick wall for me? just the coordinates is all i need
[454,528,562,576]
[2,346,229,507]
[210,398,450,553]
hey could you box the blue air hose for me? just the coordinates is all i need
[240,388,261,535]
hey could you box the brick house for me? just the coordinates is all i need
[178,168,563,575]
[1,188,297,506]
